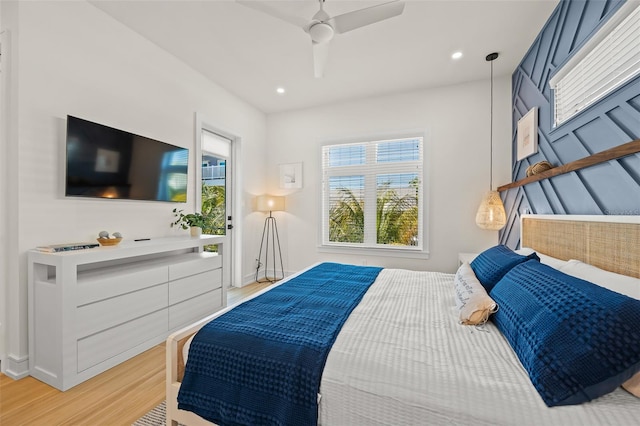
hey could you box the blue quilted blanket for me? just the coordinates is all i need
[178,262,383,426]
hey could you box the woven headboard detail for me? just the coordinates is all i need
[522,217,640,279]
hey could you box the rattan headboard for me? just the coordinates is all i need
[521,215,640,279]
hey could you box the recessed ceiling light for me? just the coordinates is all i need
[451,51,463,60]
[276,87,286,95]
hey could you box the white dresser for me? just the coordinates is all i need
[28,235,225,391]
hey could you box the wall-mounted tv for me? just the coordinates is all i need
[65,115,188,202]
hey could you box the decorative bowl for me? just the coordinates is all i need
[97,237,123,246]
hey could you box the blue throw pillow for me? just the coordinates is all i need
[470,245,539,292]
[490,260,640,407]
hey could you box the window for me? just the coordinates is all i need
[550,2,640,127]
[321,136,424,253]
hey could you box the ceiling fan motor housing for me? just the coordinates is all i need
[309,22,334,43]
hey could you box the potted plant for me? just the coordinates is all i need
[171,208,208,237]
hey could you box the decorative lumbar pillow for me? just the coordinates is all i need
[453,262,498,325]
[470,245,539,292]
[623,372,640,398]
[490,260,640,407]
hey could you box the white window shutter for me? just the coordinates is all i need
[551,3,640,127]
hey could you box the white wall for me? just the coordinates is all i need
[265,77,512,274]
[0,0,267,376]
[0,0,513,378]
[0,2,7,369]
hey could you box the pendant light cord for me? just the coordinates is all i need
[490,58,493,191]
[486,52,498,192]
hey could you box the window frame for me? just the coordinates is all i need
[318,134,429,259]
[549,2,640,128]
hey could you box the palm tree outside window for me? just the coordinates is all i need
[322,137,424,251]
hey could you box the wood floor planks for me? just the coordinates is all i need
[0,343,165,425]
[0,282,269,426]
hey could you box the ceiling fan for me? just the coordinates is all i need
[237,0,405,78]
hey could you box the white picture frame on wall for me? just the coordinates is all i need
[517,107,539,161]
[279,162,303,189]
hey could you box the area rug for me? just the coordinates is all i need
[132,400,169,426]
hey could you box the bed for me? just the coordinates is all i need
[166,214,640,425]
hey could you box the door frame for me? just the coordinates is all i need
[195,113,241,288]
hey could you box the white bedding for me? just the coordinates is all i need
[318,268,640,425]
[183,268,640,425]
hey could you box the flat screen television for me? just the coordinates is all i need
[65,115,188,202]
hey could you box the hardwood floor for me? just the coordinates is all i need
[0,282,271,426]
[226,280,274,306]
[0,344,165,426]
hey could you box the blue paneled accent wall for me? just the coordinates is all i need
[500,0,640,248]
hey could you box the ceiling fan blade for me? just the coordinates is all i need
[312,41,330,78]
[330,0,405,34]
[236,0,308,28]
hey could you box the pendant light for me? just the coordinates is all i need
[475,52,507,230]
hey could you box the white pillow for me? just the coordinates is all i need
[516,247,567,270]
[453,262,498,325]
[559,259,640,300]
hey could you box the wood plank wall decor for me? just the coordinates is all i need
[500,0,640,249]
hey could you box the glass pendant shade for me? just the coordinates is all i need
[475,190,507,230]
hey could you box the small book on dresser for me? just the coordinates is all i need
[35,242,100,253]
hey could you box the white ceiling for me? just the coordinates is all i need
[90,0,559,114]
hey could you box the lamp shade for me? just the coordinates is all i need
[475,190,506,230]
[256,195,285,212]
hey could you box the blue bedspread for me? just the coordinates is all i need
[178,262,383,426]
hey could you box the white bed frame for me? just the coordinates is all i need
[166,215,640,425]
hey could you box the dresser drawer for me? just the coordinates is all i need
[169,269,222,305]
[77,309,168,372]
[169,252,221,281]
[76,284,168,338]
[169,288,223,330]
[77,263,168,306]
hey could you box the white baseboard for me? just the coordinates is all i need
[240,270,294,287]
[4,353,29,380]
[240,271,257,287]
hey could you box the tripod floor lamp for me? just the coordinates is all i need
[255,195,285,283]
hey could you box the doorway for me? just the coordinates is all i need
[196,118,237,289]
[201,129,230,238]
